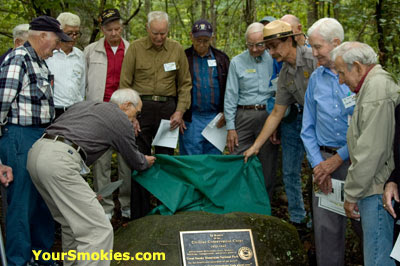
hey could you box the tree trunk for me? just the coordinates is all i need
[332,0,340,19]
[145,0,151,14]
[376,0,387,66]
[244,0,255,27]
[210,0,216,46]
[307,0,318,28]
[201,0,207,19]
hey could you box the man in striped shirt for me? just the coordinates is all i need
[0,16,71,266]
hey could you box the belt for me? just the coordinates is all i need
[42,133,87,161]
[320,146,338,154]
[237,104,266,110]
[141,95,175,102]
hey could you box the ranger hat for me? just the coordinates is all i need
[263,20,301,41]
[29,16,72,42]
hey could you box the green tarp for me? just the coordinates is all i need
[132,154,271,216]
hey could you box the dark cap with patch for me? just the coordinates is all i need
[99,8,121,26]
[191,19,213,38]
[29,16,72,42]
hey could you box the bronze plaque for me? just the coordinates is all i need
[180,229,258,266]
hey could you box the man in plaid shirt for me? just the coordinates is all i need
[0,16,71,266]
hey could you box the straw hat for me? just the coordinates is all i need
[263,20,301,41]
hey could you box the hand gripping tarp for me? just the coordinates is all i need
[132,154,271,216]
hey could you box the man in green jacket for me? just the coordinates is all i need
[332,41,400,266]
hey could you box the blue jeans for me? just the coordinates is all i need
[179,112,221,155]
[280,114,306,223]
[0,124,55,266]
[358,194,395,266]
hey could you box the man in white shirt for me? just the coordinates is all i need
[46,12,85,119]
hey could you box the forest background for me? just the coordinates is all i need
[0,0,399,77]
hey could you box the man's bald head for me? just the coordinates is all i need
[281,14,305,45]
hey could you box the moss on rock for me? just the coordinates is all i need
[112,211,306,266]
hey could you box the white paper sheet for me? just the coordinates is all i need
[201,113,227,152]
[391,232,400,261]
[152,119,179,149]
[315,178,346,217]
[97,180,123,198]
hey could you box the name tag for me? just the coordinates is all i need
[245,69,256,73]
[342,94,356,109]
[164,62,176,72]
[207,59,217,67]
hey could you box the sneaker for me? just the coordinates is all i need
[121,209,131,219]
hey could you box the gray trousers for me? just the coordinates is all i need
[27,138,113,266]
[312,151,362,266]
[93,148,131,214]
[232,108,279,199]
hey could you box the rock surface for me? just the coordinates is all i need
[112,211,306,266]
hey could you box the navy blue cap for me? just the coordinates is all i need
[29,16,72,42]
[192,19,213,38]
[99,9,121,25]
[259,16,276,24]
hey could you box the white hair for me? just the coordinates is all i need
[110,89,141,106]
[331,41,377,70]
[308,18,344,43]
[245,22,264,41]
[148,11,169,25]
[13,24,29,42]
[57,12,81,29]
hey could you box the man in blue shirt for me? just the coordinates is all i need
[224,22,278,198]
[301,18,361,266]
[180,19,230,155]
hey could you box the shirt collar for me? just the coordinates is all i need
[24,41,41,63]
[193,46,212,58]
[145,36,168,51]
[354,64,376,94]
[104,38,125,51]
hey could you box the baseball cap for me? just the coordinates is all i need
[259,16,276,24]
[99,9,121,26]
[191,19,213,38]
[29,16,72,42]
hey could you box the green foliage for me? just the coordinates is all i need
[0,0,399,78]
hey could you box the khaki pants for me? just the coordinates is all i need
[27,138,113,266]
[93,148,131,214]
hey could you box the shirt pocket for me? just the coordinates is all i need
[136,62,153,81]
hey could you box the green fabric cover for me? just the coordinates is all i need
[132,154,271,216]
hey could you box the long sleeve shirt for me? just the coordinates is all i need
[224,50,274,130]
[119,36,192,112]
[301,66,354,168]
[46,47,86,107]
[0,41,54,126]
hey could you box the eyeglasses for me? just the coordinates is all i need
[65,31,82,38]
[135,111,141,119]
[246,42,265,49]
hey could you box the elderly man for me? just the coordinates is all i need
[119,11,191,218]
[84,8,131,220]
[180,19,230,155]
[244,20,317,229]
[27,89,155,266]
[301,18,362,266]
[224,22,279,199]
[0,16,71,266]
[281,14,307,46]
[332,42,399,266]
[46,12,85,119]
[0,24,29,65]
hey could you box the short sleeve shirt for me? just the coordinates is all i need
[275,45,317,106]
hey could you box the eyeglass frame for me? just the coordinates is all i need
[65,31,82,38]
[246,41,266,49]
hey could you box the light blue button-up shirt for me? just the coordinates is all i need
[301,66,354,168]
[224,50,274,130]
